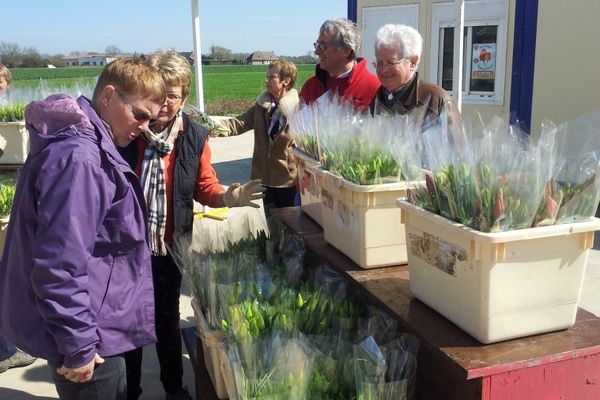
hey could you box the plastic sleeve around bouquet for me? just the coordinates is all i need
[538,111,600,225]
[228,332,315,400]
[319,101,414,185]
[183,103,231,136]
[414,115,562,232]
[305,335,359,399]
[549,150,600,224]
[354,334,420,400]
[168,207,269,325]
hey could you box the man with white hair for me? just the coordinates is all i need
[370,24,457,126]
[301,18,380,110]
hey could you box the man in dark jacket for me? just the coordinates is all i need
[370,23,459,130]
[0,58,166,400]
[300,18,380,111]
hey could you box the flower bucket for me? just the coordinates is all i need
[397,199,600,343]
[292,147,322,226]
[0,121,29,164]
[314,167,415,269]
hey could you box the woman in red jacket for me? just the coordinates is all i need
[123,50,264,400]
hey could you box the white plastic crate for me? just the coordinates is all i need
[314,167,414,268]
[397,199,600,343]
[0,122,29,164]
[292,148,322,226]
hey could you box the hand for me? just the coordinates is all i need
[208,128,228,138]
[210,125,231,137]
[0,135,6,152]
[222,179,266,208]
[57,354,105,383]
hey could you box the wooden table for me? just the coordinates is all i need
[275,207,600,400]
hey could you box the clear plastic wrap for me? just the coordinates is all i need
[354,334,420,400]
[408,113,599,232]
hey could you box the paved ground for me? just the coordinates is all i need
[1,130,599,398]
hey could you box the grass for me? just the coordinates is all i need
[10,64,317,116]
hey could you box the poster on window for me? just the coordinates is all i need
[472,43,496,80]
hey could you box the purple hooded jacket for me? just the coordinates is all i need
[0,94,156,368]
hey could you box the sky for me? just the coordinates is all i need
[1,0,348,57]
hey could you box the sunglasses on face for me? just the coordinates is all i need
[115,89,153,122]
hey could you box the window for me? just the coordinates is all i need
[430,1,508,105]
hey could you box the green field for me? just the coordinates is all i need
[10,64,316,115]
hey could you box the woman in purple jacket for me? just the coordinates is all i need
[0,58,166,400]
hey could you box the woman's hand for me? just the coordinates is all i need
[57,353,105,383]
[222,179,266,208]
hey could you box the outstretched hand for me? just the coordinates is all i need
[222,179,266,208]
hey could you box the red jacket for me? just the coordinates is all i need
[300,58,380,111]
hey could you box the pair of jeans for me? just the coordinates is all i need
[50,355,126,400]
[0,329,17,361]
[125,253,184,399]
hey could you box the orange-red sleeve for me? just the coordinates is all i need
[193,137,225,207]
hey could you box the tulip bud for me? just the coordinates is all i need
[544,194,559,220]
[493,189,505,222]
[426,172,436,193]
[407,188,417,203]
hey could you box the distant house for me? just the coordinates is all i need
[62,54,116,67]
[246,51,278,65]
[178,51,195,65]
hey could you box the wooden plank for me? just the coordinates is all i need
[486,351,600,399]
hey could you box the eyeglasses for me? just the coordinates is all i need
[313,41,331,51]
[265,74,280,81]
[372,59,410,69]
[166,93,183,104]
[115,89,152,122]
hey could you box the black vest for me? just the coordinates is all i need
[118,113,207,236]
[173,113,208,235]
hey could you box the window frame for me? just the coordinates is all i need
[429,0,509,105]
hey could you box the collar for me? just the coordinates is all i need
[386,73,417,101]
[334,60,356,79]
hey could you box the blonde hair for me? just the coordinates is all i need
[146,50,192,99]
[269,60,297,89]
[93,57,166,103]
[0,64,12,86]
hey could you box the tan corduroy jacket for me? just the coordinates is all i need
[221,89,299,188]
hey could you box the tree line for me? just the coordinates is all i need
[204,45,317,65]
[0,41,317,69]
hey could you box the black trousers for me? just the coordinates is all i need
[51,355,126,400]
[125,253,184,399]
[263,186,298,217]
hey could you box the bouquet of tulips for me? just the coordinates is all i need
[171,212,420,399]
[406,114,600,232]
[318,103,424,185]
[286,101,319,159]
[184,103,231,137]
[354,334,420,400]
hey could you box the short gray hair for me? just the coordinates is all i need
[375,24,423,59]
[320,18,361,59]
